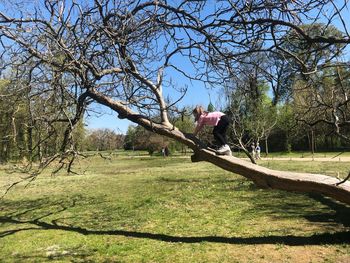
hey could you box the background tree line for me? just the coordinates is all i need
[0,76,124,161]
[1,36,350,162]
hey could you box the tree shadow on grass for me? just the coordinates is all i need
[1,195,349,246]
[305,194,350,228]
[1,214,349,245]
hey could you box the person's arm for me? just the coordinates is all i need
[193,123,203,136]
[193,115,204,136]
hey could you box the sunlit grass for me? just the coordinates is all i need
[233,150,350,159]
[0,153,349,262]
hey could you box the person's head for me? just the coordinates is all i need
[192,105,205,121]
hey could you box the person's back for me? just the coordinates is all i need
[197,112,225,127]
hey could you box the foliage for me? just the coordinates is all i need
[168,114,195,153]
[124,125,169,155]
[224,76,277,159]
[83,129,124,151]
[220,22,350,155]
[281,23,345,73]
[0,77,87,163]
[277,24,350,142]
[207,102,215,112]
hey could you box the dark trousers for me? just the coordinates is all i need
[213,115,230,147]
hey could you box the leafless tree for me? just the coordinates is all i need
[1,1,350,204]
[293,65,350,142]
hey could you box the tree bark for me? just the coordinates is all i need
[191,148,350,206]
[265,137,269,156]
[311,129,315,155]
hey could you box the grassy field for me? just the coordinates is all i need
[0,151,350,262]
[233,150,350,159]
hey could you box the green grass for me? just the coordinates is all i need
[233,150,350,159]
[0,153,350,262]
[259,159,350,178]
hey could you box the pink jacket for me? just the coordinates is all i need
[196,112,225,132]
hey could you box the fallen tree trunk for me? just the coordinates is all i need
[191,148,350,206]
[89,90,350,206]
[162,130,350,206]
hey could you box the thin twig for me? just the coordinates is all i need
[336,171,350,186]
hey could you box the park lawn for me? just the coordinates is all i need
[0,154,350,262]
[234,150,350,159]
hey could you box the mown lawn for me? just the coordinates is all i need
[234,150,350,159]
[0,152,349,262]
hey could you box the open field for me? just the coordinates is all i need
[0,152,350,262]
[234,150,350,160]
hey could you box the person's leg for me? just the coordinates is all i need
[213,126,226,146]
[213,115,230,151]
